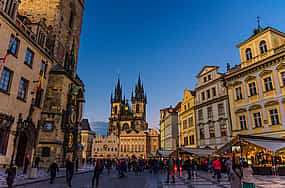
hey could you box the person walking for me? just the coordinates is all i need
[23,156,30,174]
[106,159,112,175]
[47,161,59,184]
[213,158,222,182]
[166,158,175,184]
[92,159,104,188]
[66,156,74,188]
[34,156,40,169]
[6,163,16,188]
[184,157,192,180]
[225,157,232,181]
[231,161,242,188]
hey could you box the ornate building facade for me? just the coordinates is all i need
[195,66,231,149]
[160,102,180,150]
[178,89,197,148]
[92,133,119,159]
[226,26,285,138]
[80,119,94,162]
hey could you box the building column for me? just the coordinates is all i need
[246,108,253,133]
[273,69,281,95]
[256,74,269,129]
[242,80,248,103]
[279,99,285,128]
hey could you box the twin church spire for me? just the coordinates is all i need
[111,75,147,103]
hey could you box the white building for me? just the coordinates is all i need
[92,133,119,159]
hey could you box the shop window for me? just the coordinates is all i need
[209,126,215,138]
[239,115,247,130]
[245,48,252,60]
[221,124,227,136]
[41,147,50,157]
[248,82,257,96]
[269,109,280,125]
[263,77,273,92]
[235,87,243,100]
[259,40,267,54]
[253,112,262,128]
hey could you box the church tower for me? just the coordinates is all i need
[18,0,84,69]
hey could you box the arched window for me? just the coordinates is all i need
[259,40,267,54]
[136,104,140,113]
[114,106,117,114]
[245,48,252,60]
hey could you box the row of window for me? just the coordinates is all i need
[95,147,117,152]
[200,87,216,101]
[198,103,225,121]
[235,73,284,100]
[203,74,212,83]
[0,68,43,106]
[245,40,267,61]
[120,145,145,152]
[182,116,193,129]
[184,135,195,145]
[239,108,280,130]
[199,124,227,139]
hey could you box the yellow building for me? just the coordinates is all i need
[226,26,285,138]
[178,89,197,148]
[80,119,95,162]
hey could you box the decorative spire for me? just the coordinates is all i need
[253,16,264,35]
[134,74,145,100]
[114,77,122,102]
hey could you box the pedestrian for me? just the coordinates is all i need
[225,157,232,181]
[23,155,30,174]
[92,159,104,188]
[34,156,40,169]
[66,156,74,188]
[184,157,192,180]
[6,163,16,188]
[47,160,59,184]
[165,158,175,184]
[213,158,222,182]
[231,160,242,188]
[106,159,112,175]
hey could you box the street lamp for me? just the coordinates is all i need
[10,113,30,166]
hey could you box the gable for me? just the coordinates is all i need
[197,66,218,77]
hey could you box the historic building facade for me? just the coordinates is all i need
[160,103,180,150]
[195,66,231,149]
[92,133,119,159]
[0,1,54,166]
[226,26,285,138]
[80,119,94,162]
[146,129,160,157]
[178,89,197,148]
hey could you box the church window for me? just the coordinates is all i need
[114,106,118,114]
[260,40,267,54]
[245,48,252,60]
[136,104,140,113]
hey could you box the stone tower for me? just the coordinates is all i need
[132,75,147,121]
[18,0,84,69]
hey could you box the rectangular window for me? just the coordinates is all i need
[198,109,203,121]
[188,117,193,127]
[253,112,262,128]
[207,89,210,99]
[200,128,205,139]
[189,135,194,145]
[218,103,225,116]
[17,78,28,100]
[24,48,34,66]
[235,87,243,100]
[40,61,47,77]
[0,68,12,93]
[212,87,216,97]
[239,115,247,130]
[34,89,43,107]
[184,137,189,145]
[264,77,273,92]
[201,92,205,101]
[8,35,20,56]
[281,72,285,86]
[183,119,187,129]
[248,82,257,96]
[207,106,213,119]
[221,124,227,136]
[41,147,50,157]
[269,109,280,125]
[203,77,207,83]
[208,75,211,81]
[209,126,215,138]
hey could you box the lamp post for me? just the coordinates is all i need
[10,113,29,166]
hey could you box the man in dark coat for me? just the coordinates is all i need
[23,156,29,174]
[92,159,104,188]
[34,156,40,169]
[66,156,74,188]
[47,161,59,184]
[6,164,16,188]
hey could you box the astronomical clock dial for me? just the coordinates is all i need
[43,122,53,131]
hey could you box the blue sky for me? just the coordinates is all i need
[77,0,285,128]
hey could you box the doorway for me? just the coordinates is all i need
[15,133,28,167]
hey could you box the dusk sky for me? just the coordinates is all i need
[77,0,285,128]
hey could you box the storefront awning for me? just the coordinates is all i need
[240,137,285,153]
[157,150,174,157]
[182,147,215,156]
